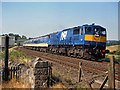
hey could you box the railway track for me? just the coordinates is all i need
[14,47,120,81]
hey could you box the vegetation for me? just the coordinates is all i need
[106,40,120,46]
[2,33,27,40]
[2,78,30,88]
[105,45,120,64]
[109,51,120,55]
[2,33,28,46]
[2,47,30,66]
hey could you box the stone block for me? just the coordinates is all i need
[34,75,48,80]
[34,68,48,75]
[33,61,48,68]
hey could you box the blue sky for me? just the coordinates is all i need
[2,2,118,40]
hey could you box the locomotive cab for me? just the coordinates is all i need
[84,25,107,59]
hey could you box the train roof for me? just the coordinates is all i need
[25,24,105,42]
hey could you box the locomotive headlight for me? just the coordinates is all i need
[95,34,99,37]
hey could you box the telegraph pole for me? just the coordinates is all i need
[4,35,9,81]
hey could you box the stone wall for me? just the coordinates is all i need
[8,57,49,88]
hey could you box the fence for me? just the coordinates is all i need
[2,57,53,88]
[2,56,116,89]
[47,56,116,89]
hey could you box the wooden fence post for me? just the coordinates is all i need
[11,67,12,79]
[16,67,17,80]
[78,62,82,82]
[48,65,52,87]
[50,65,52,86]
[18,67,19,81]
[108,56,115,89]
[13,67,15,78]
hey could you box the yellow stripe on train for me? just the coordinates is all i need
[85,35,106,43]
[23,43,48,47]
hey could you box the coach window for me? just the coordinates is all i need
[85,27,92,33]
[73,29,79,34]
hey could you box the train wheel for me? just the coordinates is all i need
[79,50,83,58]
[83,52,89,59]
[73,50,77,58]
[73,53,77,58]
[67,50,70,57]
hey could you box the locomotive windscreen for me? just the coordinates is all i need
[101,28,106,35]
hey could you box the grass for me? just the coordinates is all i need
[51,72,88,88]
[76,82,90,88]
[105,54,120,64]
[2,47,31,66]
[104,45,120,64]
[106,45,120,52]
[2,78,31,88]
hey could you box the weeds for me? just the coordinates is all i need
[2,48,30,66]
[2,78,31,88]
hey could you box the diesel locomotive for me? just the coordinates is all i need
[23,24,108,60]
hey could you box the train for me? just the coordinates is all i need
[23,24,109,60]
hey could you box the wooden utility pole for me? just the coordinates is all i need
[4,35,9,81]
[48,65,52,87]
[78,62,82,82]
[108,56,115,89]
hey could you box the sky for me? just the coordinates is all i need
[1,1,119,40]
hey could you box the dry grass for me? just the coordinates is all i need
[50,83,66,88]
[2,79,31,88]
[9,46,18,52]
[2,80,65,89]
[106,45,120,52]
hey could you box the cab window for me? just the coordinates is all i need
[85,27,92,33]
[101,28,106,35]
[94,27,100,35]
[73,29,79,34]
[94,27,99,32]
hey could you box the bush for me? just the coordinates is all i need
[115,51,120,55]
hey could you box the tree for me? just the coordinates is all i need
[14,34,21,40]
[22,35,27,39]
[118,40,120,45]
[9,33,14,36]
